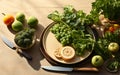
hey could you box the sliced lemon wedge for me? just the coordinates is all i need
[54,48,62,59]
[61,46,75,60]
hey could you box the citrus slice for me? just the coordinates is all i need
[54,48,62,59]
[61,46,75,60]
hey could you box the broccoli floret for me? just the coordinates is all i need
[14,28,35,48]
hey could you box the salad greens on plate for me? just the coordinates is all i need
[48,5,95,56]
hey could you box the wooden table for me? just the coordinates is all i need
[0,0,119,75]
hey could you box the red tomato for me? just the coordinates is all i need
[109,26,115,32]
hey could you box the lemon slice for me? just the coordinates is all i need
[54,48,62,59]
[61,46,75,60]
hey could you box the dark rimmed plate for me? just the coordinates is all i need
[40,22,96,65]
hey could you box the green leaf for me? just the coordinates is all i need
[48,11,62,22]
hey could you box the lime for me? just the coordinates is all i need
[12,21,23,32]
[16,12,25,23]
[27,16,38,28]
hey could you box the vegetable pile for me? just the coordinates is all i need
[90,0,120,71]
[2,12,38,32]
[48,5,95,55]
[91,0,120,21]
[14,28,35,48]
[2,12,39,49]
[47,0,120,72]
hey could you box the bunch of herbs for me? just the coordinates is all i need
[48,5,95,55]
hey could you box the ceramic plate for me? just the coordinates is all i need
[40,22,95,65]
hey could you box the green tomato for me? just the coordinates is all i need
[108,42,119,52]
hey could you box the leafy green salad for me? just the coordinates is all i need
[48,5,95,55]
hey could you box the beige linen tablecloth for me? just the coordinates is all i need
[0,0,119,75]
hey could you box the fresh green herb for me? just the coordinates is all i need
[104,29,120,45]
[94,28,120,60]
[94,38,112,60]
[91,0,120,21]
[48,5,95,55]
[107,60,119,71]
[88,9,100,24]
[48,11,62,22]
[48,5,94,27]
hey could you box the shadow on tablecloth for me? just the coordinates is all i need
[23,23,45,70]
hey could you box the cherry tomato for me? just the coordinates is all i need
[109,26,115,32]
